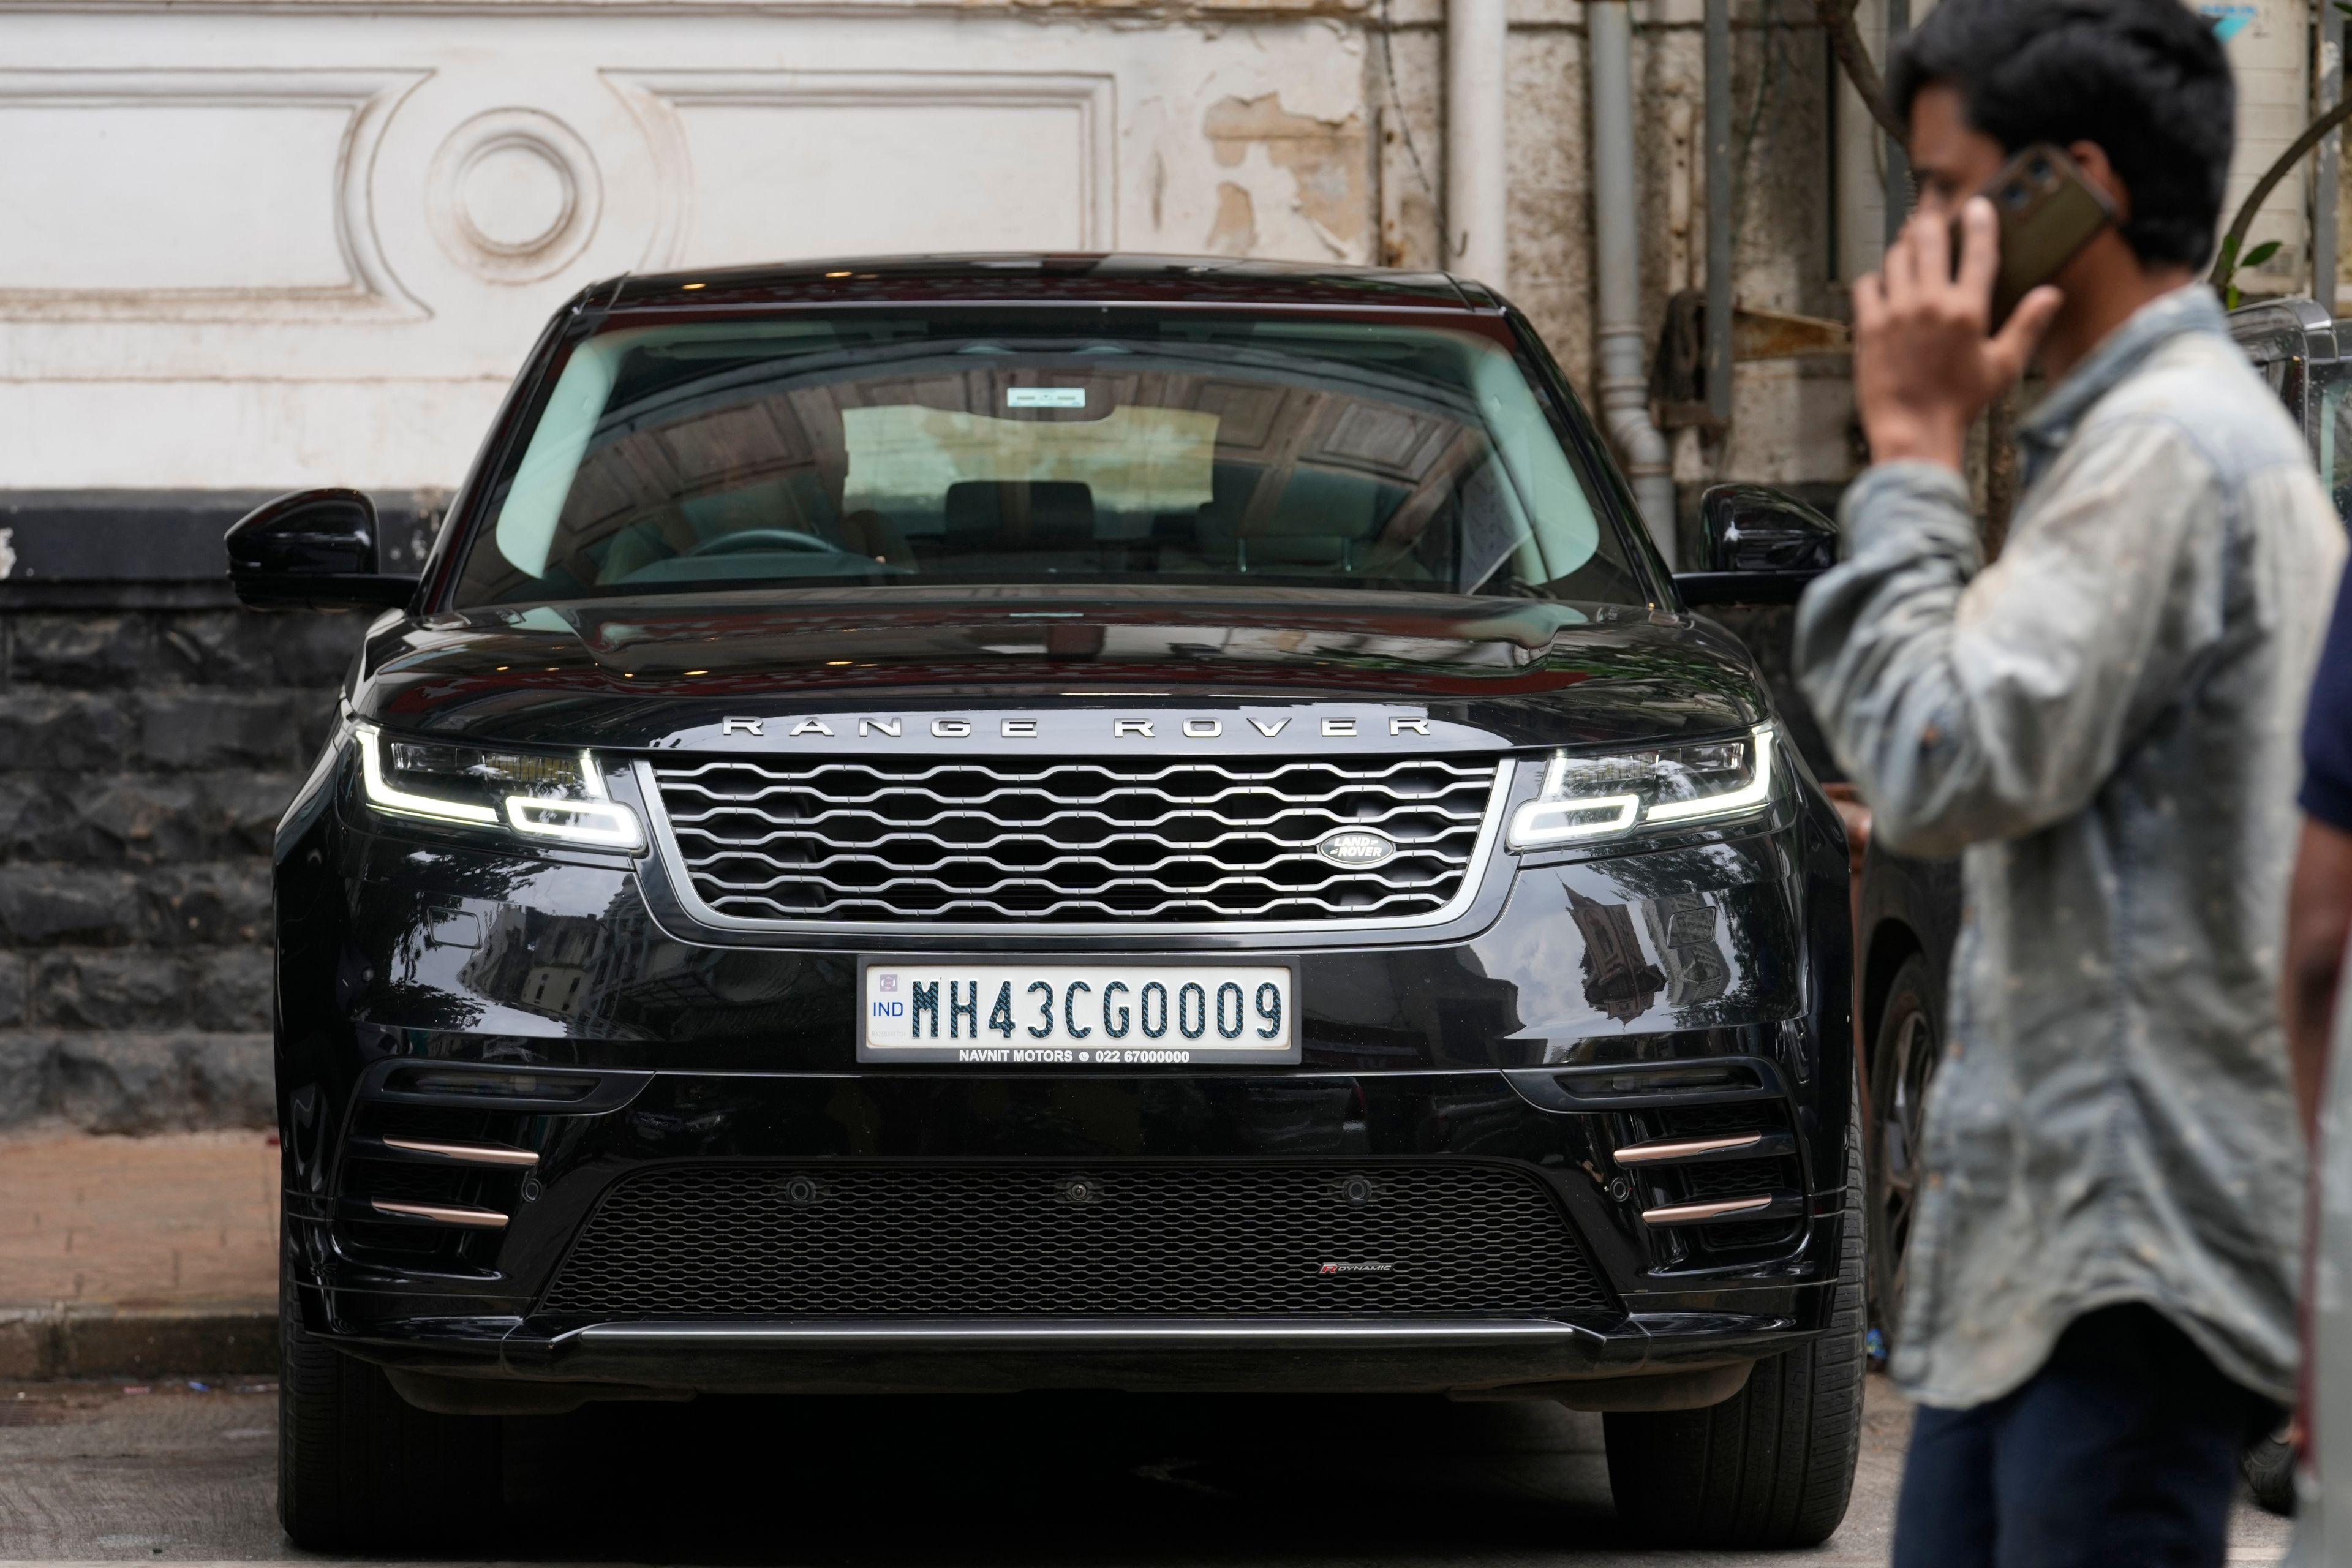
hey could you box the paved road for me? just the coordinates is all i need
[0,1373,2295,1566]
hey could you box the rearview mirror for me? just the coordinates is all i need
[1674,484,1839,606]
[225,489,421,611]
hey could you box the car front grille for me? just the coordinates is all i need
[646,755,1500,924]
[540,1163,1616,1321]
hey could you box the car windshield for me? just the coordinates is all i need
[452,310,1653,607]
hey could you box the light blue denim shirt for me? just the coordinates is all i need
[1796,286,2344,1407]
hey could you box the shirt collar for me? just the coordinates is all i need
[2015,285,2228,483]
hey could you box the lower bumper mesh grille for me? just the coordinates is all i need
[541,1163,1615,1320]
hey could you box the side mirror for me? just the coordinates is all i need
[1674,484,1839,606]
[225,489,420,611]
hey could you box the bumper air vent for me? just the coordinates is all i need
[334,1101,542,1270]
[541,1162,1617,1322]
[1589,1084,1809,1266]
[643,755,1502,927]
[326,1063,646,1272]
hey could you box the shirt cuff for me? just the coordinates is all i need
[1837,461,1980,561]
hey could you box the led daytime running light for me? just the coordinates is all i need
[506,790,643,850]
[357,726,497,825]
[355,725,643,851]
[1510,789,1640,845]
[1507,724,1777,850]
[1646,725,1776,823]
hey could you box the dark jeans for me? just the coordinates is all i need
[1892,1303,2278,1568]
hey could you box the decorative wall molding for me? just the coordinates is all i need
[0,68,431,322]
[0,2,1369,19]
[0,15,1378,490]
[604,69,1117,269]
[426,107,603,283]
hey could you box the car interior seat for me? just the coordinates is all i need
[941,481,1098,557]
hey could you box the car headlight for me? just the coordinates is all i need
[355,723,643,851]
[1507,724,1777,850]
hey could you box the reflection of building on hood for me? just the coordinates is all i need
[1642,891,1730,1009]
[459,907,606,1020]
[1568,887,1662,1024]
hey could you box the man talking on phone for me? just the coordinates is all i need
[1794,2,2345,1562]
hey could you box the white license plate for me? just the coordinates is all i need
[858,960,1299,1065]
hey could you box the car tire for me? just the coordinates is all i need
[1868,953,1939,1360]
[277,1253,503,1550]
[2244,1427,2297,1517]
[1603,1101,1868,1548]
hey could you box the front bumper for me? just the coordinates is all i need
[274,755,1856,1400]
[286,1062,1848,1396]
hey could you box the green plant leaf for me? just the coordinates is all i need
[2226,281,2245,309]
[2242,239,2284,270]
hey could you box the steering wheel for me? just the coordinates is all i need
[680,528,858,559]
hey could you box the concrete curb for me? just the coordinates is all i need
[0,1302,274,1379]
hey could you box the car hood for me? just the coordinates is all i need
[350,587,1768,753]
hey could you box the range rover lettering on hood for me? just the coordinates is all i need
[673,706,1501,754]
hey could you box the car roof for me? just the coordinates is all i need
[603,253,1494,312]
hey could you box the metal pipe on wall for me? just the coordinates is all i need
[1706,0,1732,431]
[1446,0,1510,287]
[1832,0,1890,282]
[2316,0,2342,307]
[1588,0,1678,564]
[1884,0,1912,245]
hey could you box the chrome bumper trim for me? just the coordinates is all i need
[1640,1195,1776,1226]
[377,1137,540,1168]
[1613,1132,1766,1165]
[370,1199,511,1228]
[559,1316,1605,1346]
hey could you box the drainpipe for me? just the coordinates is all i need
[1832,0,1888,284]
[1587,0,1677,565]
[1705,0,1731,429]
[1446,0,1509,288]
[2317,0,2342,307]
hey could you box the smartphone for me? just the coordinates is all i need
[1954,143,2117,325]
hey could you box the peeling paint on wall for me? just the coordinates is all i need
[1203,92,1366,258]
[1206,181,1259,254]
[990,0,1372,15]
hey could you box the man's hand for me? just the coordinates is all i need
[1852,197,2063,471]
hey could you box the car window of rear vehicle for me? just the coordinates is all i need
[452,312,1652,608]
[2315,356,2352,523]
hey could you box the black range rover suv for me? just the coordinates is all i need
[233,255,1860,1549]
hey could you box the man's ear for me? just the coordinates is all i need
[2067,141,2132,222]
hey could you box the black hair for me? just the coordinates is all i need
[1887,0,2234,269]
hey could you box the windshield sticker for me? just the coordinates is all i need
[842,404,1215,517]
[1008,388,1087,409]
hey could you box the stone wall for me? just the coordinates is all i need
[0,593,366,1132]
[0,486,442,1134]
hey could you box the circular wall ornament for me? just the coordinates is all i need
[426,109,601,282]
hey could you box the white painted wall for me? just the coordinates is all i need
[0,6,1375,494]
[0,2,2320,533]
[2197,0,2313,290]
